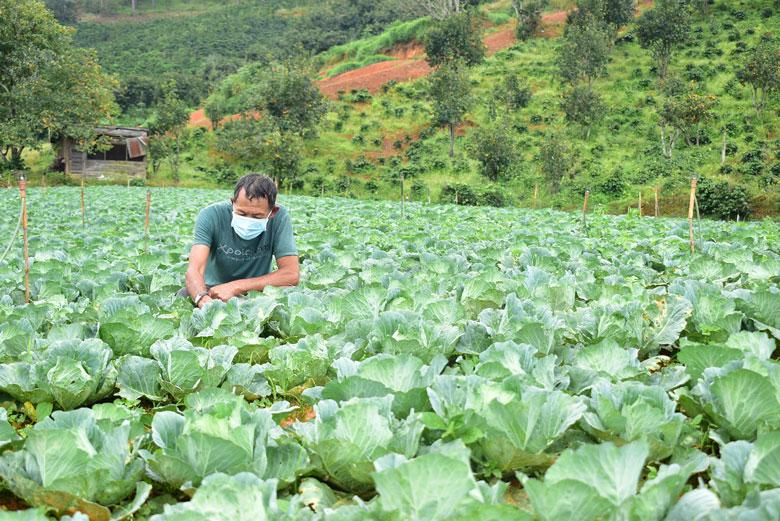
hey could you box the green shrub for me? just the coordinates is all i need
[440,183,478,205]
[479,188,508,207]
[697,178,751,220]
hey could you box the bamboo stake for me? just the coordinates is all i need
[400,172,405,220]
[688,178,697,255]
[654,185,659,217]
[533,183,539,209]
[145,189,151,236]
[19,177,29,304]
[582,190,590,232]
[80,175,85,226]
[638,191,642,216]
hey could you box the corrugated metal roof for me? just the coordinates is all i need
[126,136,148,158]
[94,126,148,139]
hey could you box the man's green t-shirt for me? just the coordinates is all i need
[192,201,297,286]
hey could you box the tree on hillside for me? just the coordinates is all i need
[148,81,190,182]
[255,61,327,138]
[512,0,548,41]
[657,80,717,158]
[498,74,533,110]
[566,0,635,31]
[561,85,606,139]
[429,59,473,157]
[0,0,117,170]
[215,118,302,189]
[424,11,485,68]
[735,36,780,116]
[539,132,577,193]
[214,60,325,189]
[636,0,691,80]
[470,124,517,181]
[557,14,613,88]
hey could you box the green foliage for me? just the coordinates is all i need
[0,0,117,167]
[499,74,533,110]
[540,132,577,192]
[658,83,718,157]
[513,0,548,41]
[44,0,80,24]
[256,61,326,138]
[567,0,636,31]
[735,35,780,115]
[561,85,606,139]
[424,11,486,68]
[319,17,432,64]
[440,182,478,204]
[636,0,692,79]
[429,59,474,156]
[0,187,780,517]
[74,0,418,110]
[697,178,751,220]
[148,81,190,182]
[558,14,613,87]
[470,124,518,181]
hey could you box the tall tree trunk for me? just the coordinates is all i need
[448,123,455,158]
[131,0,137,15]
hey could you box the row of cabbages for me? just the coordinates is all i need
[1,325,780,520]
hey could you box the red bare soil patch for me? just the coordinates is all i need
[189,108,211,128]
[485,27,516,55]
[318,59,433,98]
[542,10,568,24]
[189,108,260,130]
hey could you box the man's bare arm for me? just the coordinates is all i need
[185,244,212,306]
[208,255,300,301]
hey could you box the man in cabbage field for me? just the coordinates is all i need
[178,173,300,307]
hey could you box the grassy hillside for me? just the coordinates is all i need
[173,0,778,218]
[71,0,419,115]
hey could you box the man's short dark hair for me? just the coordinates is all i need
[233,173,277,207]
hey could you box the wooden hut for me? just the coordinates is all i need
[60,126,148,179]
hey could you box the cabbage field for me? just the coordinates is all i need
[0,187,779,520]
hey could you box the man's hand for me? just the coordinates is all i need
[196,295,213,309]
[208,281,243,302]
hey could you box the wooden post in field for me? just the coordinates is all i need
[19,177,30,303]
[654,185,659,217]
[688,178,697,255]
[533,183,539,209]
[127,177,131,189]
[145,189,151,236]
[400,171,405,220]
[638,191,642,216]
[80,175,85,226]
[582,190,590,233]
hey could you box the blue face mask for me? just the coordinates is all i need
[231,209,269,240]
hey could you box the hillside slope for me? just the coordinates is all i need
[72,0,418,113]
[187,0,779,218]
